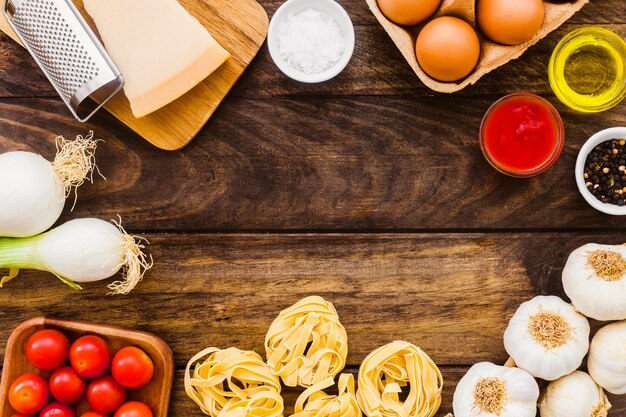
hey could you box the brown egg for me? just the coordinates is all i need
[415,16,480,82]
[377,0,441,26]
[477,0,544,45]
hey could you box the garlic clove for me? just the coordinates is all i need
[563,243,626,321]
[588,320,626,395]
[500,366,540,404]
[451,371,478,417]
[504,295,589,381]
[506,401,539,417]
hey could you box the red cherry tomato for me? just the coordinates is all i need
[10,414,34,417]
[8,373,49,414]
[86,376,126,413]
[49,366,86,404]
[80,412,108,417]
[39,402,75,417]
[113,402,152,417]
[69,335,111,379]
[111,347,154,389]
[25,329,70,370]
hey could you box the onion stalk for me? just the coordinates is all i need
[0,131,102,237]
[0,218,152,294]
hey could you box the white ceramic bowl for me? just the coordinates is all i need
[576,127,626,215]
[268,0,355,83]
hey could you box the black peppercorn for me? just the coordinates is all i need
[584,138,626,206]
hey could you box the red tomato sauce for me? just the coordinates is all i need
[481,94,564,176]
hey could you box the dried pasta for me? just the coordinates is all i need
[356,341,443,417]
[185,347,284,417]
[265,296,348,387]
[292,373,362,417]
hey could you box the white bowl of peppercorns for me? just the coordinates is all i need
[576,127,626,215]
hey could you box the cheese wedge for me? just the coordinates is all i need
[84,0,231,118]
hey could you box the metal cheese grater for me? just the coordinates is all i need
[3,0,123,122]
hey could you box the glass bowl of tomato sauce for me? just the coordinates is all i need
[480,93,565,178]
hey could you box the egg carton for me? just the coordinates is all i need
[366,0,590,93]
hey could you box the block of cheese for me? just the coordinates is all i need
[84,0,231,118]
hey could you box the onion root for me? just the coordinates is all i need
[52,130,104,209]
[107,217,153,295]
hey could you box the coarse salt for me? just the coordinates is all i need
[277,8,346,74]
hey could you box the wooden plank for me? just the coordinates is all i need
[167,368,465,417]
[236,23,626,98]
[0,3,623,100]
[2,232,626,416]
[1,23,624,99]
[2,365,621,417]
[0,97,624,231]
[257,0,625,26]
[167,368,626,417]
[12,0,588,99]
[0,33,51,97]
[1,232,623,368]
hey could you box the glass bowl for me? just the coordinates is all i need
[480,93,565,178]
[549,27,626,113]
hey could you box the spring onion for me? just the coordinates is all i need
[0,217,152,294]
[0,131,101,237]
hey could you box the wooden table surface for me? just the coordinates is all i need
[1,1,625,415]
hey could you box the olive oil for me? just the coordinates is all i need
[549,27,626,113]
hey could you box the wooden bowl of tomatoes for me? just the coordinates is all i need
[0,318,174,417]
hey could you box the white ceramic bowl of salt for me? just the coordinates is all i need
[268,0,355,83]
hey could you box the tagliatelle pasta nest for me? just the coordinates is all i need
[356,341,443,417]
[292,373,362,417]
[265,296,348,387]
[291,374,362,417]
[184,347,284,417]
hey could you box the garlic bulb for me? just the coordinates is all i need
[503,295,589,381]
[588,320,626,394]
[539,371,611,417]
[563,243,626,321]
[453,362,539,417]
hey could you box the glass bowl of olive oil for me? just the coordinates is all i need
[549,27,626,113]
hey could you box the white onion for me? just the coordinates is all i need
[0,218,152,294]
[0,151,65,237]
[37,218,126,282]
[0,132,100,237]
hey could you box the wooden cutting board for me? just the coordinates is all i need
[0,0,269,150]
